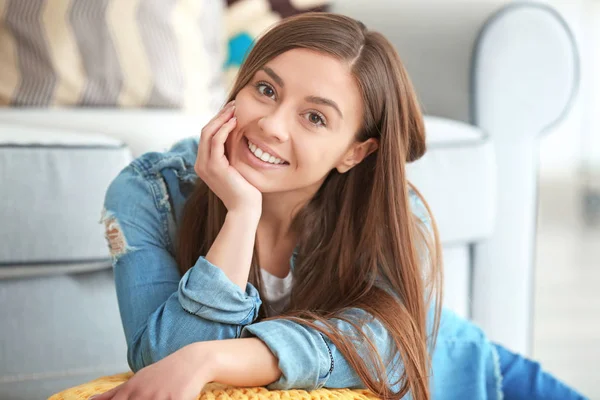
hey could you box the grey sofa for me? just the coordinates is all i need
[0,1,579,399]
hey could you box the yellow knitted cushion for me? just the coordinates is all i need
[48,372,379,400]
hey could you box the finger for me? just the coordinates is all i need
[214,100,236,120]
[199,104,235,165]
[203,100,235,134]
[210,116,237,160]
[202,101,235,140]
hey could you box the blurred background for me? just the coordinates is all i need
[0,0,598,399]
[534,0,600,397]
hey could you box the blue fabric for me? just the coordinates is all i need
[495,343,588,399]
[102,137,581,399]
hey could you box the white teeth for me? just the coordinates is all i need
[247,139,286,165]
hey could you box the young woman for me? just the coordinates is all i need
[95,13,587,400]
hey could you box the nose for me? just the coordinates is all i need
[257,106,290,143]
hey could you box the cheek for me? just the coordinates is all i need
[295,140,335,170]
[317,140,352,170]
[234,90,264,126]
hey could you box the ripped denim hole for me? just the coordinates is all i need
[101,209,129,260]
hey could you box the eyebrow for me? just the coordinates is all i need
[260,66,344,119]
[305,96,343,119]
[261,67,284,88]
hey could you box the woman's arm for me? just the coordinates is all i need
[103,164,262,372]
[89,339,282,400]
[92,309,505,400]
[212,309,500,398]
[206,210,260,290]
[199,338,282,387]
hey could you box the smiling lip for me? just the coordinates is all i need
[242,136,289,168]
[244,136,288,164]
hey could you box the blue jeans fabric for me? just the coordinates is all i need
[495,343,588,400]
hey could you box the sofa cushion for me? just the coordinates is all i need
[408,117,496,244]
[0,124,132,272]
[0,0,225,113]
[0,108,212,158]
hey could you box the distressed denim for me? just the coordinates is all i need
[102,138,586,399]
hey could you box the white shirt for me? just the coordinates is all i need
[260,268,293,316]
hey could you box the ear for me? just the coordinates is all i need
[336,138,379,174]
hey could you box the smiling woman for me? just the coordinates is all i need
[94,11,588,400]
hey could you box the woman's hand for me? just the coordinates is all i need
[89,339,281,400]
[89,344,213,400]
[195,100,262,215]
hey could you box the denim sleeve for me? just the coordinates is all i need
[102,165,261,372]
[241,308,397,390]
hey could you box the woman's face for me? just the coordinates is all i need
[226,48,376,195]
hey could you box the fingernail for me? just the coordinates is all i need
[231,116,237,122]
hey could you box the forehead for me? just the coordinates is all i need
[262,49,362,120]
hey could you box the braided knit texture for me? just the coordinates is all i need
[48,372,379,400]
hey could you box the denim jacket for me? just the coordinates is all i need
[102,137,502,399]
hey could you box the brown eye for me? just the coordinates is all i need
[305,112,326,127]
[256,82,276,99]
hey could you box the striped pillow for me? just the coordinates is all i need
[224,0,330,89]
[0,0,226,113]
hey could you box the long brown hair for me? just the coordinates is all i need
[176,13,442,400]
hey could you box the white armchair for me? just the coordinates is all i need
[332,0,579,354]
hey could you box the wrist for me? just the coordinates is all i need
[187,339,282,387]
[185,342,219,383]
[226,207,261,224]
